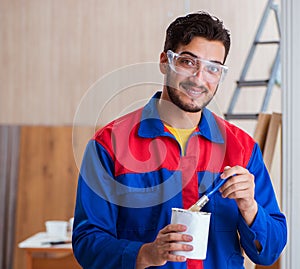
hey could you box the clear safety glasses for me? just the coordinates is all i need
[167,50,228,84]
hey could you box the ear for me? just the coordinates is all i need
[159,52,168,75]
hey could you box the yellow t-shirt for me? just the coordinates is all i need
[165,125,196,155]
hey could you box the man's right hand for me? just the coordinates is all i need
[135,224,193,269]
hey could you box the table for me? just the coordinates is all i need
[18,232,80,269]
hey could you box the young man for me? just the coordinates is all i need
[72,11,287,269]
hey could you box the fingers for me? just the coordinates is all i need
[219,165,255,199]
[158,224,193,246]
[220,176,253,198]
[156,224,193,262]
[160,224,188,234]
[159,241,193,261]
[161,245,192,262]
[220,165,247,180]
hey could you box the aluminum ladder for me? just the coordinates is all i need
[224,0,281,120]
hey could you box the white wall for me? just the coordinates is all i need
[281,0,300,268]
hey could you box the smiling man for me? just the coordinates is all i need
[72,11,287,269]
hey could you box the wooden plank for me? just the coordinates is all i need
[255,113,282,269]
[262,113,282,171]
[253,113,272,152]
[256,262,279,269]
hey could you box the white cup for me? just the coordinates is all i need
[45,220,68,238]
[171,208,211,260]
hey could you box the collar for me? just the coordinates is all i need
[138,91,224,144]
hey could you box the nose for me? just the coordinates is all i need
[193,67,206,82]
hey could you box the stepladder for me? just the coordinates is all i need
[224,0,281,120]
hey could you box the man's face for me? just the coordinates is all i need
[161,36,226,113]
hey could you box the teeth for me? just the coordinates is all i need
[181,84,205,97]
[186,88,203,95]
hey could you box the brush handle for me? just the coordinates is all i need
[188,178,227,212]
[207,178,227,198]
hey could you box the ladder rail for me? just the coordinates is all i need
[272,2,281,37]
[259,1,282,111]
[260,46,280,111]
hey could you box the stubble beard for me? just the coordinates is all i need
[166,81,215,113]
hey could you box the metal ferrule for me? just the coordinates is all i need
[195,195,209,209]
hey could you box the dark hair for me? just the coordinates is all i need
[164,11,231,63]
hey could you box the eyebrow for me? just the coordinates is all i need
[179,51,223,65]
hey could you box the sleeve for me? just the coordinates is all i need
[72,139,143,269]
[237,143,287,265]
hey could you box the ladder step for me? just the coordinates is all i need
[254,40,280,45]
[237,80,269,87]
[224,113,259,120]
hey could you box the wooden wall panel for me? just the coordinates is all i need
[0,0,281,127]
[13,126,93,269]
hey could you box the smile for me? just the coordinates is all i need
[181,83,207,98]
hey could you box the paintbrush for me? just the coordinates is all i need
[189,177,228,212]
